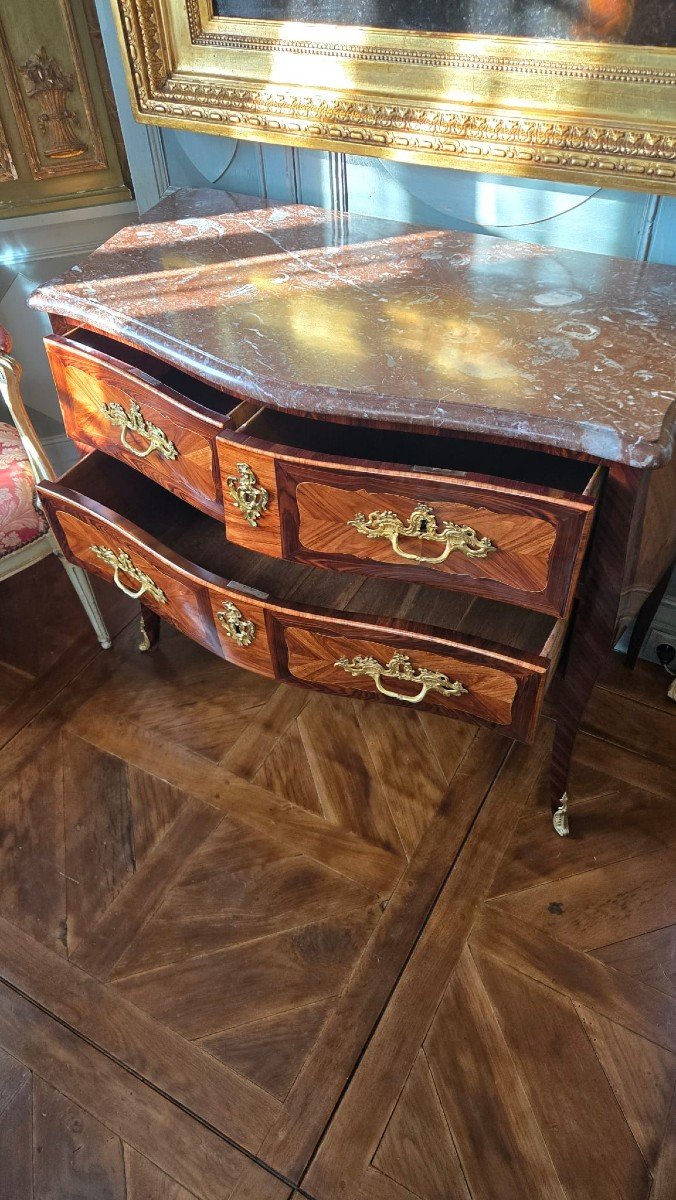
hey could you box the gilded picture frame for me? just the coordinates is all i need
[111,0,676,194]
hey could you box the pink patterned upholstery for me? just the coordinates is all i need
[0,421,47,558]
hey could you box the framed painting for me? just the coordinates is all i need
[111,0,676,193]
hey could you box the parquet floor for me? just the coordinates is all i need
[0,556,674,1200]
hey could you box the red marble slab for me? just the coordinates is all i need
[30,187,675,468]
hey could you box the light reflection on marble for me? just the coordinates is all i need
[29,188,675,468]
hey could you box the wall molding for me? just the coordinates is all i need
[93,0,169,211]
[1,199,137,264]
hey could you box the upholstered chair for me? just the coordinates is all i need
[0,324,110,648]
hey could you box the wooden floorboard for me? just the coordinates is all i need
[0,553,674,1199]
[0,980,291,1200]
[303,662,676,1200]
[0,555,133,750]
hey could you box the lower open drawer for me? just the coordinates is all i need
[38,453,567,741]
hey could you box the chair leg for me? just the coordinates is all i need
[54,547,111,649]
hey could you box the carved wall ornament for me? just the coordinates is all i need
[20,46,87,159]
[0,1,111,186]
[110,0,676,193]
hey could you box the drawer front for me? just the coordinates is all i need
[43,500,222,656]
[217,439,597,618]
[45,336,225,519]
[274,618,549,741]
[207,588,276,677]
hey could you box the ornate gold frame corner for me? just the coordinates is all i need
[111,0,676,194]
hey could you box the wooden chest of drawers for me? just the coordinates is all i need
[30,188,676,836]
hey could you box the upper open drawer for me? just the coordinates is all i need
[44,325,602,618]
[217,410,602,619]
[44,327,251,520]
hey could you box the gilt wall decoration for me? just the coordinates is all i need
[111,0,676,193]
[20,46,88,160]
[0,3,106,181]
[0,0,130,215]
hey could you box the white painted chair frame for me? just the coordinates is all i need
[0,329,111,649]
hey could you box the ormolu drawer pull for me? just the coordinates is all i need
[89,544,168,603]
[348,502,494,564]
[335,650,467,705]
[226,462,269,527]
[102,398,178,462]
[216,600,256,647]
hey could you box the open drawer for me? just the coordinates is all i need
[39,453,567,741]
[44,327,253,520]
[217,410,602,618]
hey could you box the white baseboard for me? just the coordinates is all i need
[616,595,676,662]
[642,598,676,660]
[1,201,137,265]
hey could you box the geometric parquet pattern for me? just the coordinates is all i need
[0,1055,217,1200]
[305,667,676,1200]
[0,558,674,1200]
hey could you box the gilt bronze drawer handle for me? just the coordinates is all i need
[226,463,269,527]
[89,544,168,603]
[102,398,178,461]
[335,650,467,705]
[216,600,256,647]
[348,502,494,564]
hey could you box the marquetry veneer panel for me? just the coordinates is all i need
[53,506,222,658]
[45,329,601,621]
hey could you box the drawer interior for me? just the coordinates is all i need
[62,328,598,501]
[63,327,249,423]
[57,453,563,665]
[240,408,597,497]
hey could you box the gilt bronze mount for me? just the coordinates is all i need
[336,649,467,705]
[226,462,269,527]
[102,398,178,461]
[349,503,494,564]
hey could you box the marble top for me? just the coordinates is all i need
[30,188,675,468]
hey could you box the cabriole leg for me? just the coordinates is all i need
[139,604,160,653]
[550,715,578,837]
[547,462,642,838]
